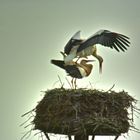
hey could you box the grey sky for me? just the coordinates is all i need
[0,0,140,140]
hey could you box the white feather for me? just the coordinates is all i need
[72,31,81,40]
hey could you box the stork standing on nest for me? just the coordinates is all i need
[51,59,94,89]
[62,30,130,73]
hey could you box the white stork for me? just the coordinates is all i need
[62,30,130,73]
[51,59,94,89]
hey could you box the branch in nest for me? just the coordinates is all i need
[24,123,33,129]
[58,75,64,88]
[66,77,72,89]
[130,126,140,133]
[20,116,33,127]
[21,109,35,117]
[106,84,115,92]
[20,128,33,140]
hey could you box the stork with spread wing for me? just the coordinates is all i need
[62,30,130,73]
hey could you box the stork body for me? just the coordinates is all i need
[51,59,94,88]
[63,30,130,73]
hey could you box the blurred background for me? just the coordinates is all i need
[0,0,140,140]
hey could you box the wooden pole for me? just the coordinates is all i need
[43,132,50,140]
[68,135,72,140]
[114,135,119,140]
[92,135,95,140]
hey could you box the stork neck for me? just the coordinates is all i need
[77,62,93,76]
[84,64,93,76]
[94,53,103,63]
[94,53,103,73]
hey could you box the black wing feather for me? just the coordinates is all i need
[64,39,83,54]
[115,41,125,52]
[51,60,65,70]
[116,38,128,50]
[118,33,130,39]
[77,30,130,53]
[65,65,82,78]
[117,36,130,46]
[112,43,120,52]
[51,59,82,78]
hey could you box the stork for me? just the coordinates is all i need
[63,30,130,73]
[51,59,94,89]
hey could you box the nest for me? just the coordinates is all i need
[33,88,136,137]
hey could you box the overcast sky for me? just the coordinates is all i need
[0,0,140,140]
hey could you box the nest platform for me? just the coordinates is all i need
[33,88,135,138]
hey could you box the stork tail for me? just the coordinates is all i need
[51,60,65,70]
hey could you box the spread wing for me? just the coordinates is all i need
[64,31,83,54]
[77,30,130,52]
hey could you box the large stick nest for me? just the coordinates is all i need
[33,88,136,136]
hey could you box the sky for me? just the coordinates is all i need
[0,0,140,140]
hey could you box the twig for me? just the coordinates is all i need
[72,105,78,120]
[130,126,140,133]
[36,132,44,140]
[52,80,59,88]
[20,116,33,127]
[66,77,72,89]
[130,128,140,133]
[89,81,93,89]
[92,123,99,133]
[131,104,134,122]
[21,109,35,117]
[31,111,35,117]
[41,132,44,140]
[106,84,115,92]
[58,75,64,88]
[133,108,140,115]
[24,123,33,128]
[20,128,33,140]
[134,106,140,111]
[34,131,42,136]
